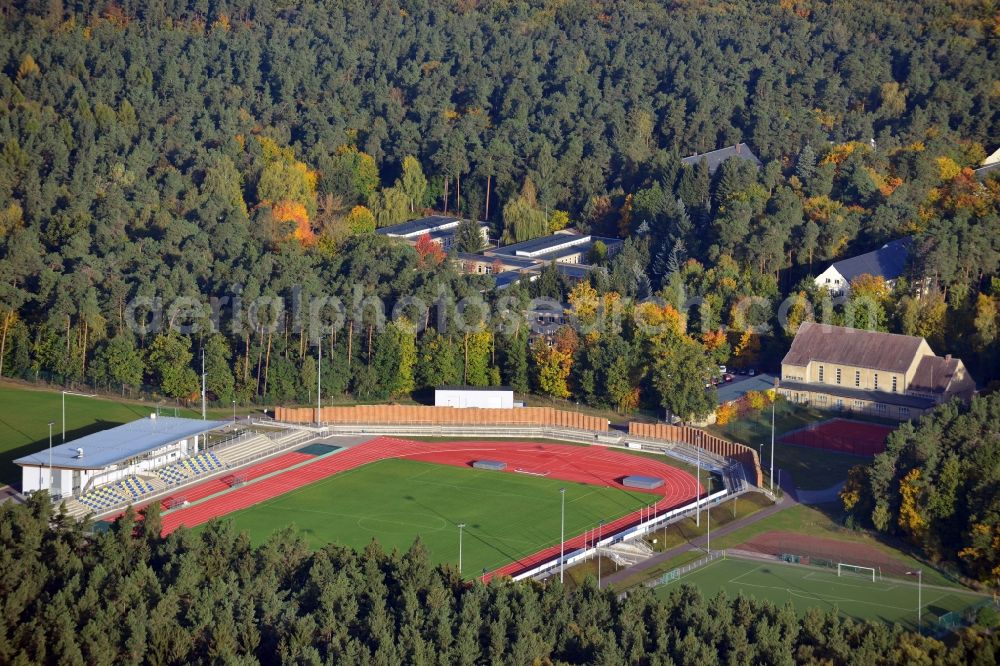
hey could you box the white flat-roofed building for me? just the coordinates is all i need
[377,215,489,250]
[15,415,228,498]
[485,231,622,265]
[435,387,515,409]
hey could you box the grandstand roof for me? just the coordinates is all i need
[14,416,229,470]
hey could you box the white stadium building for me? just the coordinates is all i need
[15,415,229,509]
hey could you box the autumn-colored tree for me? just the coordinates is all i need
[553,325,580,356]
[463,330,493,386]
[715,402,737,425]
[0,203,23,237]
[633,301,685,346]
[701,329,727,353]
[731,328,761,368]
[972,293,998,352]
[414,233,445,267]
[745,390,767,411]
[957,523,1000,582]
[345,205,376,235]
[566,282,600,340]
[532,338,572,398]
[548,209,570,233]
[839,465,869,513]
[257,137,319,218]
[847,274,891,331]
[898,468,927,543]
[271,200,314,244]
[16,54,40,80]
[783,291,813,338]
[936,156,962,181]
[617,193,634,237]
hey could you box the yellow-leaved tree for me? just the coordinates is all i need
[897,468,927,543]
[255,137,319,245]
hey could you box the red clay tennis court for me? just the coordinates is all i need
[157,437,700,578]
[780,418,896,456]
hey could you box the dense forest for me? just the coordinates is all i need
[841,392,1000,585]
[0,1,998,417]
[0,495,996,665]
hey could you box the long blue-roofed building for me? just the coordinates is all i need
[15,415,228,500]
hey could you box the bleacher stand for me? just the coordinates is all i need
[117,475,156,500]
[78,485,126,512]
[157,452,225,485]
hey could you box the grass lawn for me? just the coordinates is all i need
[563,555,624,591]
[651,555,986,631]
[609,550,709,592]
[769,445,869,491]
[201,458,657,576]
[709,401,888,490]
[643,493,774,552]
[0,382,240,487]
[709,503,960,588]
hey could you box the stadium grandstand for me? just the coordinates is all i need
[15,414,229,507]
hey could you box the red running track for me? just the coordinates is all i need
[159,451,314,508]
[159,438,701,580]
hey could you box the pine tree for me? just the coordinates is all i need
[796,144,816,182]
[453,218,485,253]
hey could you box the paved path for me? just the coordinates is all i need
[600,474,796,590]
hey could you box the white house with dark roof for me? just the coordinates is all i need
[681,143,762,174]
[814,237,912,296]
[779,322,975,420]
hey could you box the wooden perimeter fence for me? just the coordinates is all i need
[628,422,763,486]
[274,405,609,432]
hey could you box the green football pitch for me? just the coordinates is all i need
[0,384,214,486]
[201,458,656,576]
[653,555,988,630]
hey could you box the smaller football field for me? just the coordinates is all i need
[652,555,988,630]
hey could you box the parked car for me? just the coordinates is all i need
[748,368,756,376]
[723,373,734,382]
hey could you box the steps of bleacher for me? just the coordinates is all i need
[216,434,273,465]
[61,497,91,519]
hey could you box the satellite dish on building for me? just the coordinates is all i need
[75,448,84,459]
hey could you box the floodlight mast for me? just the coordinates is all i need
[47,421,55,493]
[201,348,206,420]
[695,432,701,527]
[559,488,566,583]
[770,377,779,492]
[317,338,322,426]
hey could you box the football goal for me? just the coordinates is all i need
[837,563,877,581]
